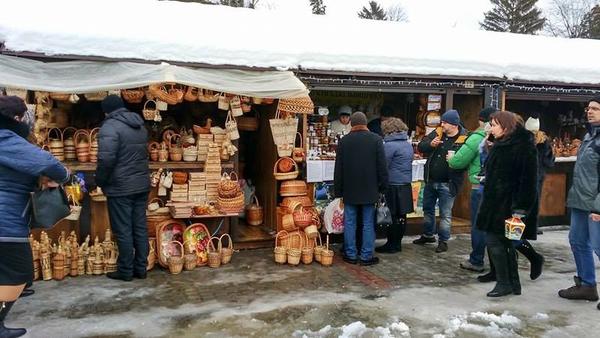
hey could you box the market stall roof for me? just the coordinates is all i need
[0,54,308,98]
[2,0,600,86]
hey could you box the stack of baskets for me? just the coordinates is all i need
[217,172,244,214]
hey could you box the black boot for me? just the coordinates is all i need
[516,239,544,280]
[486,239,513,297]
[477,248,496,283]
[508,246,521,295]
[375,225,398,253]
[0,302,26,338]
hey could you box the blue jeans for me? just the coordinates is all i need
[568,208,600,286]
[469,188,486,266]
[344,204,375,261]
[422,182,455,242]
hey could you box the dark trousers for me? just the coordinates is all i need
[107,192,149,277]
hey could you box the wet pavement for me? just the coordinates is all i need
[9,229,600,337]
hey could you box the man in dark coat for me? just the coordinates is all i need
[334,112,388,266]
[415,109,468,253]
[96,95,150,281]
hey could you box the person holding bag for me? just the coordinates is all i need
[475,111,538,297]
[376,117,414,253]
[0,96,69,338]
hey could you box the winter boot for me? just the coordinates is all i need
[516,239,544,280]
[413,235,436,245]
[507,246,521,295]
[477,248,496,283]
[486,242,513,297]
[558,276,599,301]
[376,224,400,253]
[0,302,26,338]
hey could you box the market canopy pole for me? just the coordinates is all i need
[0,54,309,98]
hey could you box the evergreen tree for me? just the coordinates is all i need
[481,0,546,34]
[310,0,326,15]
[584,5,600,38]
[358,1,387,21]
[220,0,245,7]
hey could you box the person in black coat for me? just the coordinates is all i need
[334,112,389,266]
[476,111,539,297]
[96,95,150,281]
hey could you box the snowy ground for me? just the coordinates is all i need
[9,230,600,338]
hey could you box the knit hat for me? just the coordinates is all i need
[338,105,352,116]
[101,95,125,114]
[525,117,540,132]
[350,111,367,126]
[441,109,461,126]
[478,107,497,123]
[0,95,27,119]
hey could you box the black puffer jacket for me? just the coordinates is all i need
[476,126,539,240]
[96,108,150,197]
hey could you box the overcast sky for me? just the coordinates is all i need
[254,0,559,31]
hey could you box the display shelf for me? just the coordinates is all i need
[172,213,240,219]
[64,161,234,171]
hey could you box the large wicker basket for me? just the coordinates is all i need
[277,96,314,115]
[280,180,308,197]
[273,157,299,181]
[274,230,288,264]
[217,193,245,214]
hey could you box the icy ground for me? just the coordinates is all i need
[9,230,600,338]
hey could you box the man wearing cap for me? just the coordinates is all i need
[559,96,600,310]
[96,95,150,281]
[449,107,496,271]
[415,109,468,253]
[334,112,388,266]
[330,105,352,135]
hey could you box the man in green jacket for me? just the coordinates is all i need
[449,107,496,272]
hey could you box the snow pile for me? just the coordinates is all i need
[532,313,550,321]
[293,320,410,338]
[436,311,522,338]
[1,0,600,84]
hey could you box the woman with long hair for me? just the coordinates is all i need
[476,111,539,297]
[0,96,69,337]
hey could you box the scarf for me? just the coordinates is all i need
[350,125,369,132]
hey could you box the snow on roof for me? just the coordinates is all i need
[2,0,600,85]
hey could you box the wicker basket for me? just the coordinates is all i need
[84,92,108,101]
[269,110,298,157]
[301,238,314,265]
[121,88,145,103]
[184,87,199,102]
[148,84,180,105]
[142,100,160,121]
[198,89,220,103]
[220,233,234,265]
[172,171,188,185]
[208,237,221,268]
[49,93,71,101]
[320,235,334,266]
[280,180,308,197]
[281,196,313,210]
[277,96,314,115]
[156,220,187,268]
[148,141,160,161]
[63,127,77,161]
[293,204,313,228]
[183,223,211,266]
[246,195,263,226]
[292,132,305,163]
[218,172,241,198]
[274,231,288,264]
[314,235,324,263]
[74,130,91,163]
[217,194,245,214]
[47,128,65,161]
[168,241,184,274]
[182,240,198,271]
[89,128,100,163]
[273,157,299,180]
[286,232,303,266]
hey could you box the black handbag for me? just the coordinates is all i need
[376,194,393,227]
[27,186,71,229]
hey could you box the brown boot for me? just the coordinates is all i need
[558,276,599,301]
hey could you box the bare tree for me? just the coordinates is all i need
[386,4,408,22]
[545,0,596,38]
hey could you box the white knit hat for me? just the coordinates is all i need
[525,117,540,132]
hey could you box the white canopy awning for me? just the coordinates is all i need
[0,54,309,98]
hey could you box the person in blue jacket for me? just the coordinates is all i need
[0,96,69,338]
[376,117,414,253]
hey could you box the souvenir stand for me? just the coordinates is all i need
[0,54,310,278]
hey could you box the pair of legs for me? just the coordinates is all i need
[343,204,376,262]
[559,208,600,307]
[0,241,32,338]
[107,192,150,280]
[485,232,521,297]
[376,215,406,253]
[414,182,455,252]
